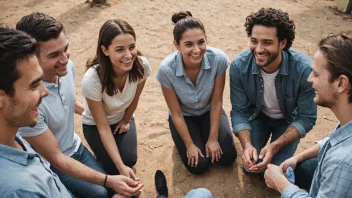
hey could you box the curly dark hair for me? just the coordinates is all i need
[244,8,295,51]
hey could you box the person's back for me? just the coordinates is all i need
[0,27,72,198]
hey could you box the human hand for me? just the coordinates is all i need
[107,175,144,197]
[114,120,130,134]
[206,139,223,163]
[250,144,275,173]
[119,165,139,181]
[280,156,299,172]
[241,143,258,172]
[264,164,291,193]
[186,143,204,167]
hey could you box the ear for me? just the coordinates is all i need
[101,45,109,56]
[279,39,287,50]
[0,90,7,109]
[173,40,180,51]
[336,75,350,93]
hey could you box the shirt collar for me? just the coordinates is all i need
[175,51,211,77]
[0,135,32,166]
[252,50,289,75]
[329,121,352,146]
[43,77,61,90]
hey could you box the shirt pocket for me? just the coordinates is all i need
[285,96,297,113]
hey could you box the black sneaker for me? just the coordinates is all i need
[155,170,168,197]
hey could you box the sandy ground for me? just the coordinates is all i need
[1,0,352,197]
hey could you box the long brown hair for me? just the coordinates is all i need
[86,19,144,96]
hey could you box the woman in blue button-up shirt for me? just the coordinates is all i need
[156,11,237,174]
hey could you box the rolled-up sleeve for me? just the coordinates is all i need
[289,66,317,138]
[229,59,251,134]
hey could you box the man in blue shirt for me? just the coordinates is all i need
[16,12,143,198]
[230,8,317,175]
[264,34,352,197]
[0,27,72,197]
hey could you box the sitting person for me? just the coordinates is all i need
[16,13,143,198]
[265,34,352,198]
[82,19,151,178]
[0,27,71,197]
[230,8,317,176]
[156,11,237,174]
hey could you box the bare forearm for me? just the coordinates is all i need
[209,102,222,140]
[98,125,125,170]
[75,101,84,115]
[294,143,320,162]
[237,130,252,149]
[171,114,193,148]
[121,99,138,122]
[271,126,300,154]
[52,153,105,186]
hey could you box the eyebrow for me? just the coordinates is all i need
[47,43,69,57]
[29,77,42,87]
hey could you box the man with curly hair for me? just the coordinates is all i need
[230,8,317,176]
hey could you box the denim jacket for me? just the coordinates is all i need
[230,49,317,138]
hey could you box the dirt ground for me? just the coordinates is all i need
[1,0,352,197]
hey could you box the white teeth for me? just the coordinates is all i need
[121,60,132,64]
[191,54,200,58]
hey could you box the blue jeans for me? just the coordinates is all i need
[245,112,299,175]
[51,144,110,198]
[295,157,318,189]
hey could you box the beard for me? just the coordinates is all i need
[252,50,280,68]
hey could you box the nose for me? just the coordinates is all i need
[193,45,201,53]
[40,82,49,98]
[59,50,70,65]
[124,49,132,59]
[307,71,313,84]
[255,43,264,53]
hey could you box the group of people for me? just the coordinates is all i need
[0,6,351,198]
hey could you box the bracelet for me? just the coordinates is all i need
[104,174,108,187]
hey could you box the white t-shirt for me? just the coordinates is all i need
[82,56,151,125]
[260,69,284,119]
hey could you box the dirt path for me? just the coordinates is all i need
[1,0,351,197]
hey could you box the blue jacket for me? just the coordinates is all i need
[230,49,317,137]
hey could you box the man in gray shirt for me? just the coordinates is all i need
[264,34,352,197]
[16,12,143,198]
[0,27,72,197]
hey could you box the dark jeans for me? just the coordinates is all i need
[51,144,110,198]
[244,112,299,176]
[295,157,318,189]
[83,117,137,175]
[169,111,237,174]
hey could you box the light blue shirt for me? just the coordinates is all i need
[156,46,229,116]
[0,135,72,198]
[282,121,352,198]
[18,60,81,156]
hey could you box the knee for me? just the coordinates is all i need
[81,185,109,198]
[219,149,237,167]
[187,157,210,174]
[122,155,137,168]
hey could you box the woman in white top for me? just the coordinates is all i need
[81,19,151,179]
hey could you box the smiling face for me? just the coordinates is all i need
[175,28,207,68]
[101,33,137,75]
[38,31,70,82]
[2,55,49,127]
[250,25,287,73]
[308,50,338,108]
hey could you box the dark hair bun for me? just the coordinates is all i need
[171,11,192,24]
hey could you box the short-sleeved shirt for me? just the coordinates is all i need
[156,46,229,116]
[82,56,152,125]
[18,60,81,156]
[0,135,72,198]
